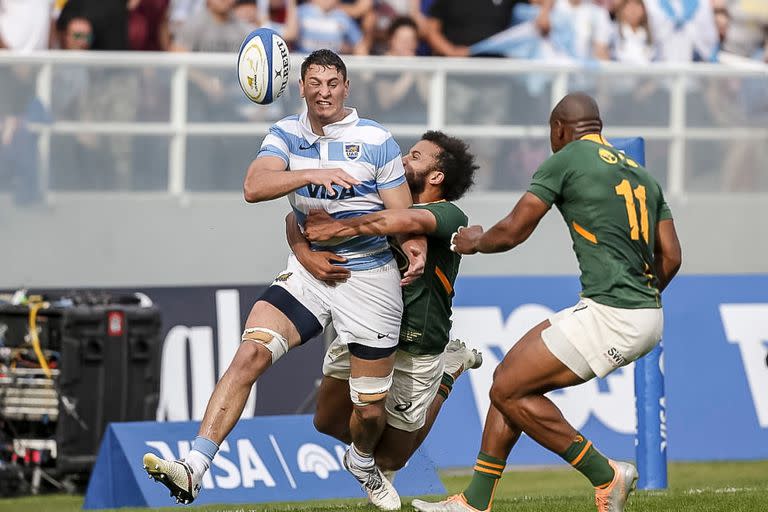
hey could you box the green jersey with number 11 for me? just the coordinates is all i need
[527,134,673,309]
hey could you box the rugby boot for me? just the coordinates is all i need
[342,447,401,510]
[594,460,639,512]
[143,452,202,505]
[412,493,489,512]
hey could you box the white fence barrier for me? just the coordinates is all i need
[0,51,766,198]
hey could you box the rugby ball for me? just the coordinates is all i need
[237,28,290,105]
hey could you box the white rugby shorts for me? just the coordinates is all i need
[323,336,444,431]
[541,297,663,380]
[269,253,403,351]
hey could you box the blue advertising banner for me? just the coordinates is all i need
[83,415,444,509]
[423,275,768,468]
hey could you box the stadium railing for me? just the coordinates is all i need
[0,52,766,198]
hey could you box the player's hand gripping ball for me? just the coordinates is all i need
[237,28,290,105]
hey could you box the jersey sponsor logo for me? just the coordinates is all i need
[343,143,361,161]
[305,184,357,200]
[275,272,292,282]
[394,401,413,412]
[599,148,619,164]
[604,347,627,367]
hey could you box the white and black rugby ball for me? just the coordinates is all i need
[237,28,290,105]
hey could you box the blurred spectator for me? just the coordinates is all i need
[0,0,53,52]
[128,0,170,51]
[528,0,612,61]
[172,0,253,51]
[0,65,46,203]
[233,0,298,41]
[57,1,139,189]
[722,0,768,61]
[50,15,115,190]
[371,17,429,122]
[233,0,259,24]
[644,0,718,61]
[169,0,205,39]
[58,0,129,50]
[424,0,521,57]
[295,0,366,54]
[368,0,424,54]
[424,0,529,189]
[53,15,92,116]
[172,0,254,190]
[612,0,655,63]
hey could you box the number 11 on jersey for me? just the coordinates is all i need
[616,179,649,243]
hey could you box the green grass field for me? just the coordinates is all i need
[1,461,766,512]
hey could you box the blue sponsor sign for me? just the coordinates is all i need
[84,415,444,509]
[423,275,768,468]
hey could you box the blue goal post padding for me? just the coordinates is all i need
[83,415,444,509]
[610,137,668,490]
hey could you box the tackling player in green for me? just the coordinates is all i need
[290,131,483,484]
[412,93,682,512]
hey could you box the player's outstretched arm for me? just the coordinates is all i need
[653,219,682,292]
[471,192,550,254]
[244,157,361,203]
[304,208,438,241]
[379,182,427,284]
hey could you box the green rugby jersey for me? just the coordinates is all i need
[527,134,673,309]
[399,201,468,355]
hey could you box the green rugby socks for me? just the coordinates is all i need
[437,372,455,400]
[462,451,506,510]
[560,433,615,487]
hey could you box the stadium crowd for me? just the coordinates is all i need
[1,0,766,197]
[0,0,765,64]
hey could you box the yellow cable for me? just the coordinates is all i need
[28,301,52,379]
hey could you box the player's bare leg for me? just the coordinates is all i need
[313,376,353,443]
[414,321,637,512]
[375,340,482,472]
[343,352,401,510]
[143,301,301,504]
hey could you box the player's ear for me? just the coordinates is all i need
[343,79,350,99]
[429,170,445,186]
[299,79,305,98]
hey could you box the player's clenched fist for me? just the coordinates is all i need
[304,209,343,242]
[450,225,484,255]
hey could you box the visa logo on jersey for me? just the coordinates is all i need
[305,183,358,200]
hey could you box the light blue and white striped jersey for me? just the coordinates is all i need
[296,4,362,54]
[257,108,406,270]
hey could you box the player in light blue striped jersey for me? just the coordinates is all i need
[143,49,421,510]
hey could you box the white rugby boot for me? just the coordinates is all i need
[442,339,483,377]
[342,447,401,510]
[412,494,487,512]
[143,453,202,505]
[594,460,639,512]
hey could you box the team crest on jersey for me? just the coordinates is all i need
[274,272,292,282]
[599,148,618,164]
[344,143,362,161]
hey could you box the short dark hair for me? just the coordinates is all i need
[301,49,347,81]
[387,16,418,40]
[422,131,477,201]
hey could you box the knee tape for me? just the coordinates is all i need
[241,327,289,364]
[349,372,393,407]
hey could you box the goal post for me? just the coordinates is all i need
[610,137,668,490]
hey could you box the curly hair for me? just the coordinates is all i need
[301,49,347,81]
[421,131,478,201]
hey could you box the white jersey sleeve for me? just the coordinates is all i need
[375,132,406,190]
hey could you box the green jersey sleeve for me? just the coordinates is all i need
[527,150,570,206]
[657,184,673,221]
[412,201,468,241]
